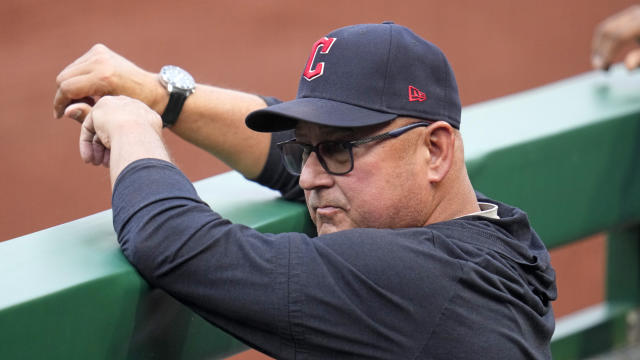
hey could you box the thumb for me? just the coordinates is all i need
[64,101,93,124]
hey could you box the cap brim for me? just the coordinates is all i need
[246,98,398,132]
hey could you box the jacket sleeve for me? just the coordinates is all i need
[252,96,304,202]
[112,158,301,358]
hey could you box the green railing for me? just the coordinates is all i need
[1,66,639,359]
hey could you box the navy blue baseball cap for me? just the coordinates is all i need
[245,22,461,131]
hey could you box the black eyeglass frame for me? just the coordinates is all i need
[276,121,433,176]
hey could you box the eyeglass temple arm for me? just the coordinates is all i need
[350,122,432,146]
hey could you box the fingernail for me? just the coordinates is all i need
[69,109,82,121]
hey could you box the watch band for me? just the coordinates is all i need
[161,91,188,128]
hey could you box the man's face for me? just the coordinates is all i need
[295,119,434,235]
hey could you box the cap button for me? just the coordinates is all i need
[381,21,394,24]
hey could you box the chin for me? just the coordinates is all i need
[316,222,354,236]
[316,226,336,236]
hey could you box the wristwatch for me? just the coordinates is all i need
[159,65,196,127]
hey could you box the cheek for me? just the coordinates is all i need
[341,169,397,227]
[344,151,429,228]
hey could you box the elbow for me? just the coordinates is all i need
[117,224,164,284]
[115,202,227,284]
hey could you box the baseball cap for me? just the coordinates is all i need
[245,22,461,132]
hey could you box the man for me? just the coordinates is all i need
[55,22,556,359]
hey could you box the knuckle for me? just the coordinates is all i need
[90,50,115,73]
[94,63,116,87]
[97,67,114,82]
[93,54,111,71]
[90,43,109,54]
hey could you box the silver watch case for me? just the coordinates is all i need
[159,65,196,95]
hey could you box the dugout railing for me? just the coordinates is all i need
[1,66,640,359]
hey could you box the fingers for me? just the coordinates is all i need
[592,5,640,70]
[79,111,96,163]
[102,149,110,168]
[53,44,114,119]
[53,43,160,121]
[79,110,108,166]
[624,48,640,70]
[54,73,106,119]
[591,29,617,70]
[63,102,93,124]
[92,134,106,166]
[79,127,108,166]
[592,18,626,70]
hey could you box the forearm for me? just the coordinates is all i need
[108,122,171,189]
[154,84,272,179]
[55,45,271,180]
[112,159,289,357]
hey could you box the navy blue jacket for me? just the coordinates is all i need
[112,133,556,359]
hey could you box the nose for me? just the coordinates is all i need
[298,152,335,190]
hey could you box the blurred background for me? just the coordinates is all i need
[1,1,639,358]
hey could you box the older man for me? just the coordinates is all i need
[55,22,556,359]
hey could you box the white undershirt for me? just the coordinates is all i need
[462,202,500,219]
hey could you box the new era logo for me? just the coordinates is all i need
[408,85,427,102]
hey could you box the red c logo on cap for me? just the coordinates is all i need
[303,37,336,81]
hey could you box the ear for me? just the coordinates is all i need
[424,121,455,183]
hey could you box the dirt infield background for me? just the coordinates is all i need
[0,1,637,358]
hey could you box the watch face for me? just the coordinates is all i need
[160,65,195,91]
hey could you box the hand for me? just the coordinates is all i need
[54,44,165,122]
[592,5,640,70]
[79,96,163,168]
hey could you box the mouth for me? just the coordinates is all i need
[315,206,341,217]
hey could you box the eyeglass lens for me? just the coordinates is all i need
[279,121,432,176]
[280,142,353,175]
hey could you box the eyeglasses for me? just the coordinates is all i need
[276,121,432,176]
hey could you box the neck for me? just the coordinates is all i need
[424,169,480,226]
